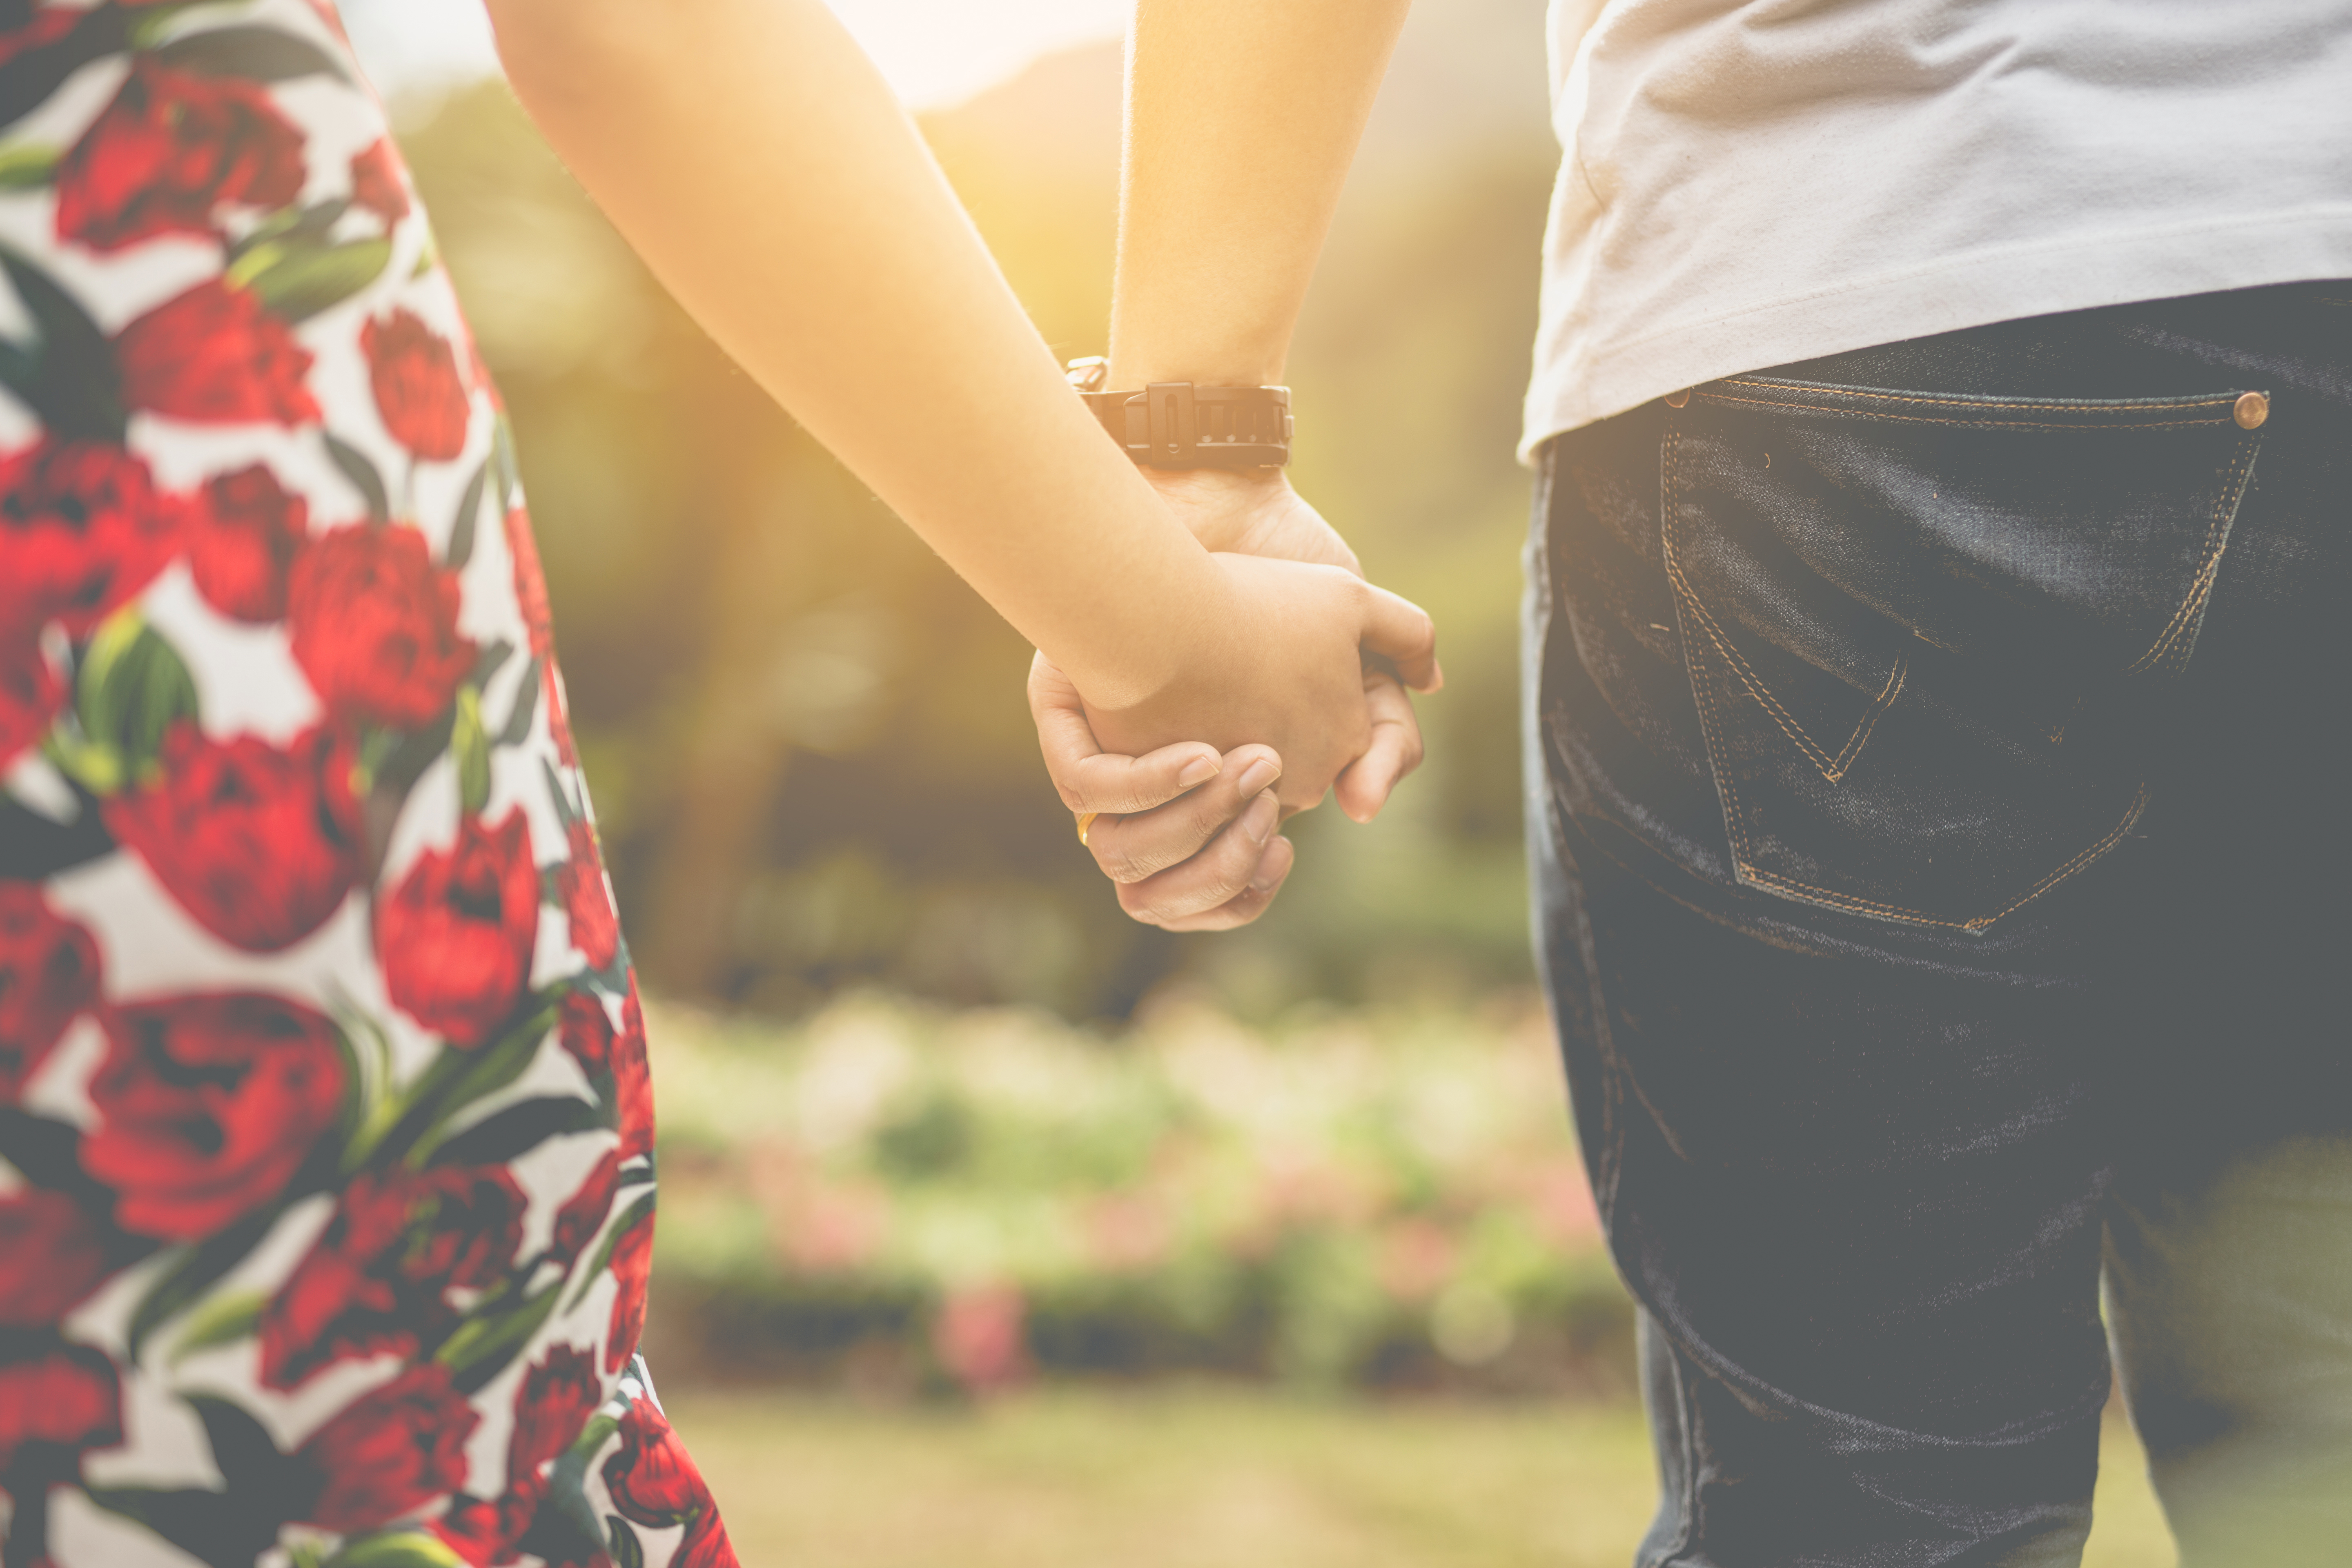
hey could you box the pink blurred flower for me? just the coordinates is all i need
[1376,1218,1459,1302]
[933,1284,1025,1393]
[746,1143,889,1275]
[1524,1158,1601,1245]
[1082,1192,1174,1274]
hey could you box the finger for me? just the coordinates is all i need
[1153,836,1296,932]
[1116,792,1283,923]
[1357,583,1442,692]
[1332,673,1423,823]
[1028,652,1225,814]
[1087,746,1281,884]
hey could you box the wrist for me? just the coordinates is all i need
[1139,468,1290,552]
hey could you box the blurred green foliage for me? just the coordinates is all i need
[394,0,1556,1019]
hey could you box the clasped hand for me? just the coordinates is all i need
[1030,472,1436,930]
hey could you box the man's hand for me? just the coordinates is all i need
[1139,469,1422,823]
[1031,470,1430,931]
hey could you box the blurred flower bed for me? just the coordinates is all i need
[639,993,1633,1398]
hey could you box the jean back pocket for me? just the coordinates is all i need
[1664,379,2263,931]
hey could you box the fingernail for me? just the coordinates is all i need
[1177,753,1221,789]
[1242,791,1279,843]
[1248,837,1292,893]
[1236,757,1280,796]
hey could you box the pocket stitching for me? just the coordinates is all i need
[1659,435,1905,786]
[2123,440,2258,675]
[1733,783,2150,933]
[1664,414,2154,935]
[1694,392,2239,432]
[1717,378,2242,418]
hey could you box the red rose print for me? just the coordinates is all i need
[349,138,410,224]
[508,1343,602,1483]
[104,723,361,953]
[503,506,553,664]
[0,1190,112,1325]
[0,437,183,637]
[555,991,613,1077]
[559,820,619,972]
[54,60,304,254]
[363,310,471,461]
[82,991,344,1241]
[300,1363,479,1534]
[379,809,539,1047]
[677,1511,744,1568]
[613,984,653,1162]
[0,9,77,70]
[433,1483,543,1568]
[605,1209,653,1373]
[543,662,579,768]
[287,522,475,729]
[602,1398,700,1526]
[0,1348,122,1471]
[259,1165,526,1390]
[187,463,308,623]
[603,1399,737,1566]
[0,883,100,1101]
[118,278,320,426]
[550,1147,619,1263]
[0,633,65,771]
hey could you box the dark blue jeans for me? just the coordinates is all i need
[1526,282,2352,1567]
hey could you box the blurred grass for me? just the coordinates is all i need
[670,1391,2175,1568]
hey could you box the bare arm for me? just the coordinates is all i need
[1031,0,1418,927]
[1110,0,1415,392]
[483,0,1434,795]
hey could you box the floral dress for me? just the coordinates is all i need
[0,3,736,1564]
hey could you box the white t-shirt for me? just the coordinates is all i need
[1522,0,2352,459]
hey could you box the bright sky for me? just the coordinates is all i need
[339,0,1126,110]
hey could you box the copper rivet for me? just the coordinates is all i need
[2234,391,2268,430]
[1664,388,1691,409]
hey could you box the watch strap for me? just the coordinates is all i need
[1067,362,1292,470]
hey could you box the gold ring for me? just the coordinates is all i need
[1075,811,1098,848]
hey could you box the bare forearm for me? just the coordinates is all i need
[1109,0,1413,389]
[485,0,1221,708]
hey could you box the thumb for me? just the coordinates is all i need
[1028,651,1229,814]
[1356,582,1442,693]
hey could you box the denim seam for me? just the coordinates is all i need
[1718,377,2242,416]
[1693,392,2239,431]
[2125,439,2260,675]
[1659,428,1904,786]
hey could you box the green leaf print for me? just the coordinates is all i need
[239,236,394,323]
[50,609,200,796]
[452,686,492,817]
[607,1517,648,1568]
[154,26,353,85]
[323,430,391,525]
[438,1280,564,1393]
[168,1288,267,1366]
[0,142,60,189]
[319,1532,470,1568]
[445,457,490,571]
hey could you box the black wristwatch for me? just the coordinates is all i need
[1066,357,1292,470]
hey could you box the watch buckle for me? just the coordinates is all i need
[1140,382,1197,467]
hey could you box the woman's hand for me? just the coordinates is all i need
[1079,552,1439,816]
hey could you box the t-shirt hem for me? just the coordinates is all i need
[1517,211,2352,465]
